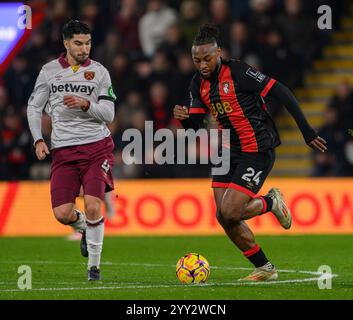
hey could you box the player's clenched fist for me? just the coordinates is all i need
[35,140,50,160]
[173,105,189,120]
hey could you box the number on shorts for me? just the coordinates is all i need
[101,159,110,173]
[241,167,263,185]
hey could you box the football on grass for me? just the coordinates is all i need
[176,253,210,284]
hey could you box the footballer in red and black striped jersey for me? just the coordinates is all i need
[188,58,281,155]
[187,58,281,197]
[173,23,327,282]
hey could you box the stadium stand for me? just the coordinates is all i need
[0,0,352,180]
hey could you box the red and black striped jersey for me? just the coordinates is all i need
[188,59,281,153]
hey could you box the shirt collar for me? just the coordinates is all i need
[58,53,91,68]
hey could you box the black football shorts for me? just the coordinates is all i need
[212,149,275,197]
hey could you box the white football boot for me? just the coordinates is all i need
[239,263,278,281]
[267,188,292,230]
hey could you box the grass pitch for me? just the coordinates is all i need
[0,235,352,300]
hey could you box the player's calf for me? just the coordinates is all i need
[54,205,88,257]
[218,200,244,226]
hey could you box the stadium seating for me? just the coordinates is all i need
[273,3,353,176]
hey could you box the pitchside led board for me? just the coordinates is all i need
[0,179,353,236]
[0,2,25,65]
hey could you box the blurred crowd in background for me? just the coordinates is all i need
[313,80,353,176]
[0,0,351,180]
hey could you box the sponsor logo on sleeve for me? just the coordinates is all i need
[246,67,266,83]
[189,91,194,106]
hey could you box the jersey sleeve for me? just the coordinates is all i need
[188,77,208,115]
[86,68,115,124]
[27,68,50,145]
[180,76,208,130]
[231,60,277,98]
[97,68,117,103]
[28,68,50,109]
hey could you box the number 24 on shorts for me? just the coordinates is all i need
[241,167,263,186]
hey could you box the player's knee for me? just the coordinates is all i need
[53,207,74,225]
[219,202,243,224]
[84,201,100,220]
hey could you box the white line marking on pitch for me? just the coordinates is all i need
[0,276,337,293]
[0,260,338,293]
[0,260,339,276]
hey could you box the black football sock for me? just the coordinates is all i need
[258,196,273,214]
[243,244,269,268]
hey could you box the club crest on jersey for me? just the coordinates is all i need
[84,71,95,80]
[222,82,230,94]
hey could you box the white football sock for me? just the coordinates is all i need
[86,217,104,269]
[70,209,86,232]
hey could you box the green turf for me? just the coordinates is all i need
[0,235,352,300]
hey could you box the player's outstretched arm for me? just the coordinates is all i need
[27,68,50,150]
[268,81,327,152]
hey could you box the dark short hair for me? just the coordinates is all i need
[62,20,91,40]
[193,23,219,46]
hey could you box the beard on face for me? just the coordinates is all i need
[75,54,88,63]
[69,49,88,64]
